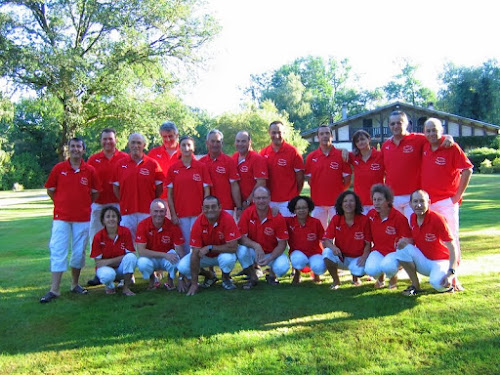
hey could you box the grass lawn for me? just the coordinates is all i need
[0,175,499,374]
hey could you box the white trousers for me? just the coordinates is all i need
[323,247,365,277]
[393,194,412,221]
[395,244,450,292]
[364,250,399,279]
[122,213,149,241]
[311,206,336,228]
[290,250,327,275]
[177,251,237,279]
[236,245,290,277]
[96,253,137,289]
[178,216,198,257]
[270,201,293,217]
[49,220,89,272]
[137,250,179,280]
[430,198,460,255]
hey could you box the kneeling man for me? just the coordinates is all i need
[237,186,290,288]
[396,190,458,295]
[136,199,184,290]
[178,196,241,295]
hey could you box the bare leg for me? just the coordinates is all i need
[324,259,340,287]
[292,269,301,284]
[187,251,201,296]
[50,271,63,295]
[122,273,135,295]
[71,267,81,290]
[399,261,420,289]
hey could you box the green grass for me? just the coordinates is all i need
[0,175,499,374]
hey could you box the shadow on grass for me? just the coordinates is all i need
[0,277,419,356]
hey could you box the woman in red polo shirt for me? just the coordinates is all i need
[90,206,137,296]
[364,184,412,290]
[323,191,372,290]
[349,130,385,213]
[286,196,326,284]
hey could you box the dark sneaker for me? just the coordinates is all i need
[87,275,101,286]
[222,279,237,290]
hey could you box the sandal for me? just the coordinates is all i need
[105,288,116,295]
[374,280,385,289]
[242,280,258,290]
[201,277,218,288]
[330,284,340,290]
[40,291,58,303]
[163,282,176,291]
[402,285,422,296]
[71,285,88,294]
[351,279,362,286]
[265,274,279,285]
[388,283,398,290]
[122,290,136,296]
[147,282,161,290]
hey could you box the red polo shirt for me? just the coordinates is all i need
[238,205,289,254]
[113,154,164,215]
[367,208,411,256]
[382,133,427,196]
[166,159,212,218]
[199,152,240,210]
[90,226,134,259]
[410,210,453,260]
[421,140,473,203]
[232,150,268,202]
[148,144,180,198]
[349,148,385,205]
[45,159,101,222]
[135,216,184,252]
[324,214,371,258]
[306,146,351,206]
[88,150,128,204]
[286,216,324,257]
[260,141,305,202]
[190,210,241,258]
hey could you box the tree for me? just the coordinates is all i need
[438,60,500,124]
[215,100,309,155]
[0,0,219,160]
[247,56,379,132]
[383,60,436,107]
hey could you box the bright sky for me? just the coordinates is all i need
[180,0,500,115]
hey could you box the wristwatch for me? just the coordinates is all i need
[448,268,456,275]
[208,245,213,253]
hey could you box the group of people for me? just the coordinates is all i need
[39,110,473,302]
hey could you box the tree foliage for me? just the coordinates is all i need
[382,60,436,107]
[246,56,380,133]
[438,60,500,124]
[0,0,219,159]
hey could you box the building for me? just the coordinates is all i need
[302,101,500,150]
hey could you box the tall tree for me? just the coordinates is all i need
[438,60,500,124]
[0,0,219,160]
[247,56,378,132]
[383,60,436,106]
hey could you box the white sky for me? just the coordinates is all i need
[179,0,500,115]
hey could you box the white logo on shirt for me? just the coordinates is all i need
[277,158,287,166]
[95,159,102,163]
[215,166,226,174]
[61,171,67,176]
[193,173,201,182]
[435,157,446,166]
[250,220,256,225]
[240,165,249,173]
[425,233,437,242]
[307,233,317,241]
[264,227,275,236]
[385,226,396,235]
[161,235,171,244]
[312,158,318,162]
[80,177,89,186]
[336,226,341,231]
[403,145,414,153]
[139,168,150,176]
[353,232,364,240]
[329,162,339,169]
[370,163,381,171]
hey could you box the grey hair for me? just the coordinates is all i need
[128,132,146,145]
[150,198,168,210]
[206,129,224,142]
[160,121,178,134]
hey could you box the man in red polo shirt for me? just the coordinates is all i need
[237,186,290,288]
[382,111,452,220]
[232,131,268,210]
[396,190,458,296]
[113,133,164,240]
[148,121,180,200]
[260,121,305,217]
[177,196,241,296]
[136,199,185,290]
[200,129,242,217]
[87,128,128,286]
[40,138,101,303]
[306,125,351,228]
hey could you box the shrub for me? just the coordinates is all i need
[479,159,494,174]
[5,152,48,189]
[492,157,500,173]
[467,147,500,170]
